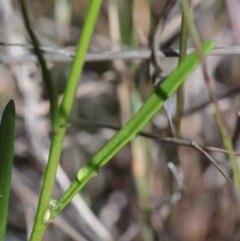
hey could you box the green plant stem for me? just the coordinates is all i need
[180,0,240,191]
[19,0,58,130]
[51,41,214,217]
[175,0,190,138]
[29,1,102,240]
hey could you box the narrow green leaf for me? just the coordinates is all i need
[52,40,215,215]
[77,40,215,179]
[0,100,15,241]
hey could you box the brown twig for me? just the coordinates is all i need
[192,142,231,182]
[70,118,240,157]
[175,0,190,138]
[2,42,240,63]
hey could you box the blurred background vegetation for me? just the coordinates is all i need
[1,0,240,240]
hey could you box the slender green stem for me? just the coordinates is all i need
[29,1,102,240]
[175,0,190,138]
[180,0,240,191]
[51,41,214,217]
[19,0,58,130]
[58,1,102,123]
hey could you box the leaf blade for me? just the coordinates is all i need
[77,41,215,179]
[51,40,216,216]
[0,100,15,241]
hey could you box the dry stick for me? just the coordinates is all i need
[175,0,190,138]
[2,43,240,63]
[166,4,190,213]
[70,119,232,181]
[192,142,231,182]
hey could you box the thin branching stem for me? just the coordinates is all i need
[175,0,190,137]
[29,1,103,240]
[49,42,214,218]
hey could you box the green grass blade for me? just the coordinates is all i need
[0,100,15,241]
[77,41,215,179]
[52,40,215,215]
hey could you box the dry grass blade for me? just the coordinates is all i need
[2,42,240,63]
[180,0,240,189]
